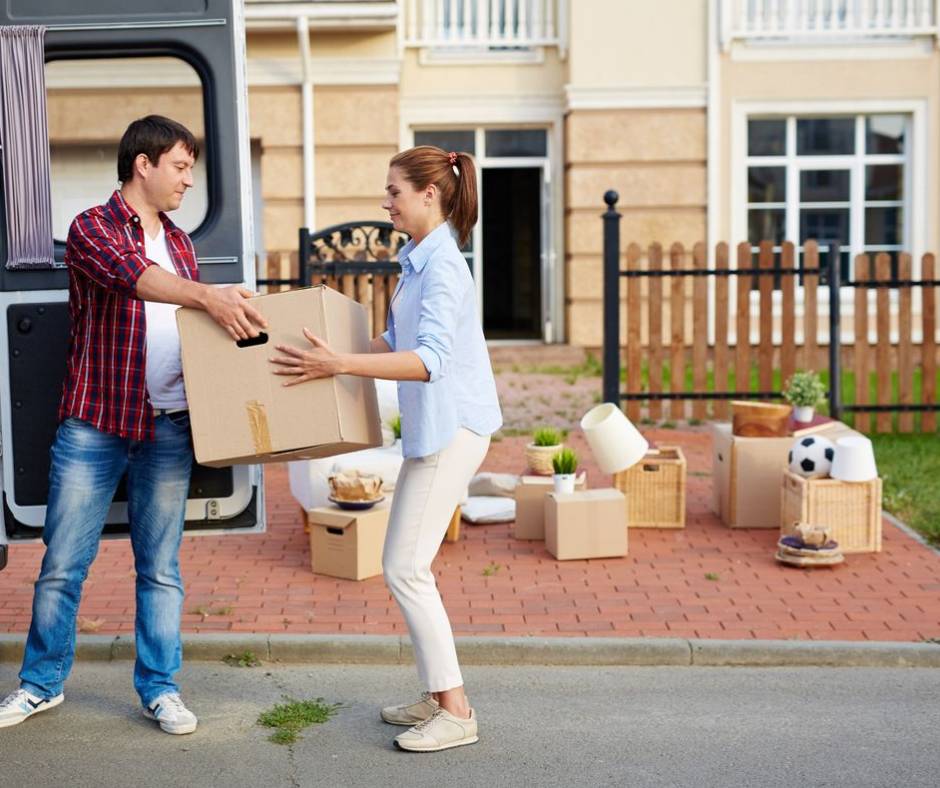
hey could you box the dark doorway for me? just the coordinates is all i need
[482,167,542,339]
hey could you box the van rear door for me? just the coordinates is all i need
[0,0,262,547]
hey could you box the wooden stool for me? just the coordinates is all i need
[444,506,462,543]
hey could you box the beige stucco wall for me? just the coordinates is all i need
[247,85,303,252]
[565,108,707,346]
[567,0,707,89]
[46,88,204,143]
[313,84,399,228]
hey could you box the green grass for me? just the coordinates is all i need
[869,434,940,546]
[257,698,341,745]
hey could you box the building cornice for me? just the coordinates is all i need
[565,85,707,111]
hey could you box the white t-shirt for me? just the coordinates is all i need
[144,224,188,409]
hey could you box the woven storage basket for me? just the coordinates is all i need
[780,470,882,553]
[613,446,686,528]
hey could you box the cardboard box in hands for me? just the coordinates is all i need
[178,285,382,467]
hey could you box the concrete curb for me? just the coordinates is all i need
[2,633,938,668]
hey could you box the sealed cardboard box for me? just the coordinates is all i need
[178,285,382,467]
[544,489,627,560]
[307,501,390,580]
[712,421,861,529]
[514,472,587,540]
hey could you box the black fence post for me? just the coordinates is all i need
[298,226,311,287]
[827,242,842,421]
[602,190,621,406]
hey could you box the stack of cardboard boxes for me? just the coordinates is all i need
[513,472,628,561]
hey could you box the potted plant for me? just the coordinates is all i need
[783,371,827,422]
[388,414,402,446]
[551,448,579,495]
[525,426,564,476]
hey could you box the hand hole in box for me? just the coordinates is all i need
[235,332,269,349]
[642,464,659,472]
[326,526,345,536]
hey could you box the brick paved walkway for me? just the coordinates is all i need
[1,428,938,642]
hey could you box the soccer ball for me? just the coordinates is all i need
[788,435,835,478]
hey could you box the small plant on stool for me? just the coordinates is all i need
[552,447,579,495]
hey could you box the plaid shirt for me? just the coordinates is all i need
[59,190,199,440]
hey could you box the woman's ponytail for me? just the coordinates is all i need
[447,152,478,247]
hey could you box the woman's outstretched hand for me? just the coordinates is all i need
[269,327,342,386]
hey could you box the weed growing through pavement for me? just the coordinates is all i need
[223,651,261,668]
[704,573,720,581]
[482,562,501,577]
[258,698,341,745]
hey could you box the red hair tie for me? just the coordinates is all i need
[447,151,458,165]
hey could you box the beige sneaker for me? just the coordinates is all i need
[381,692,439,726]
[394,708,478,752]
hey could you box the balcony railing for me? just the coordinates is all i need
[721,0,939,48]
[403,0,567,54]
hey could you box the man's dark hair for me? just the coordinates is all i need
[117,115,199,183]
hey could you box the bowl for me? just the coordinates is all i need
[731,401,792,437]
[328,495,386,511]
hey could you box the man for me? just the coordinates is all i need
[0,115,266,735]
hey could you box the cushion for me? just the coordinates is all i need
[468,472,519,498]
[461,496,516,524]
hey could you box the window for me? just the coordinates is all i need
[45,57,208,241]
[746,114,909,281]
[413,129,476,155]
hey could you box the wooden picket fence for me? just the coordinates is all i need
[256,249,399,337]
[618,239,938,433]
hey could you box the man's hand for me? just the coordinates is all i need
[203,285,267,341]
[269,328,342,386]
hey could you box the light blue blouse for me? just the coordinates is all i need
[380,221,502,458]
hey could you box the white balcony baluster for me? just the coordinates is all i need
[721,0,939,46]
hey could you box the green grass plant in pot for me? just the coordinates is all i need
[551,448,579,495]
[783,370,827,423]
[526,426,564,476]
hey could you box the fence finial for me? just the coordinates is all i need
[604,190,619,208]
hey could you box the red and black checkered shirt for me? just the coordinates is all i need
[59,190,199,440]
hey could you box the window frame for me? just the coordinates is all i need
[745,113,910,281]
[732,99,927,299]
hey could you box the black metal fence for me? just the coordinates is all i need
[601,190,940,427]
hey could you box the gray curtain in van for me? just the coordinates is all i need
[0,25,55,269]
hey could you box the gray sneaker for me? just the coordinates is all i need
[0,688,64,729]
[381,692,440,726]
[143,692,198,735]
[394,707,478,752]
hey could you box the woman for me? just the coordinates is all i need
[270,146,502,752]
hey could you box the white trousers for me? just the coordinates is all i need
[382,427,490,692]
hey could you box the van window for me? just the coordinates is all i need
[45,56,208,240]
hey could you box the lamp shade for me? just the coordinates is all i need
[580,403,649,474]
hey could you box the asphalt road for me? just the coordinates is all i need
[0,661,937,787]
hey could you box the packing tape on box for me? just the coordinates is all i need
[246,400,273,454]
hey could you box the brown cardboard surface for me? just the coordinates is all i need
[178,286,382,467]
[513,472,587,540]
[307,501,390,580]
[711,421,862,529]
[544,488,627,560]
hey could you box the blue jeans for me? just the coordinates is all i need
[19,414,194,706]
